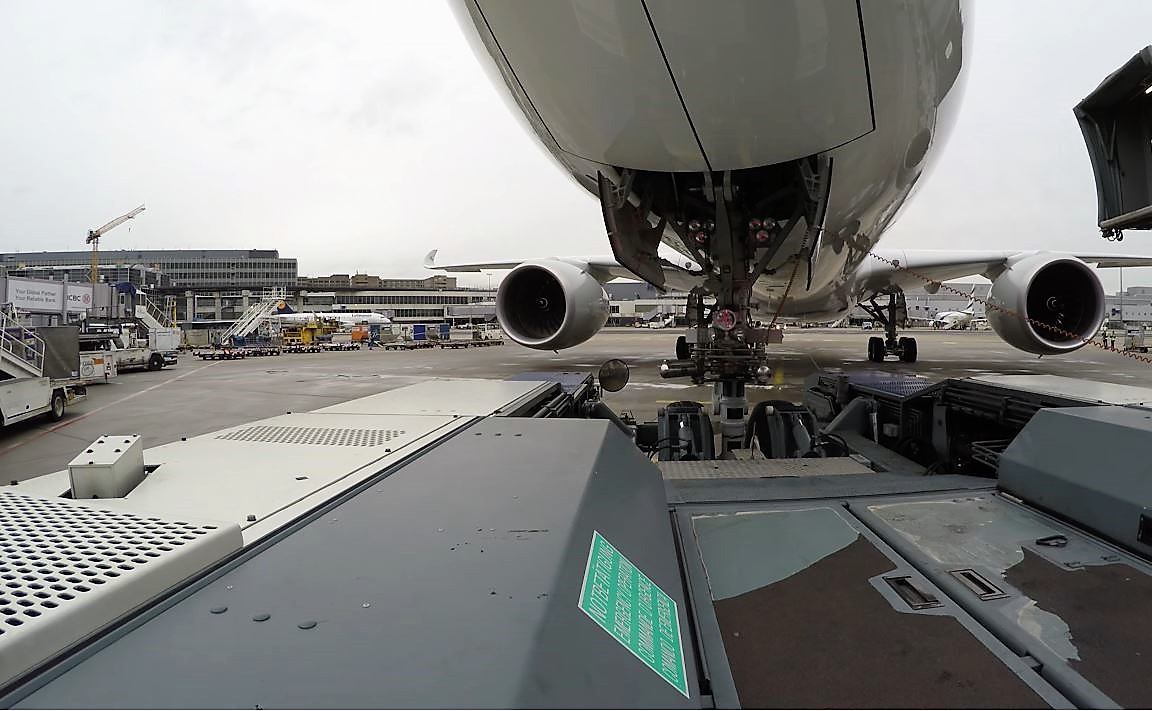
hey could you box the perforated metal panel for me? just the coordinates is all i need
[215,426,404,447]
[846,371,934,397]
[659,458,871,480]
[0,491,241,688]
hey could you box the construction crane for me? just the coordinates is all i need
[86,204,146,284]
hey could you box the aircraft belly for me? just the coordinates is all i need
[644,0,874,169]
[469,0,708,172]
[469,0,879,172]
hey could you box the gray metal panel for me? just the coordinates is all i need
[1000,406,1152,558]
[666,472,992,506]
[9,419,698,709]
[967,374,1152,406]
[35,327,79,380]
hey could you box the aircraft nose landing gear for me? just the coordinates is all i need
[862,288,917,363]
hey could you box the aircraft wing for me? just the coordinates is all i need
[423,250,702,291]
[865,249,1152,292]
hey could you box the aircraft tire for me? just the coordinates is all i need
[899,337,918,363]
[867,336,884,362]
[675,335,690,360]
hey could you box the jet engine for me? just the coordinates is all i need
[495,260,609,350]
[987,253,1104,354]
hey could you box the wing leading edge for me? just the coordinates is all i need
[423,250,702,291]
[864,249,1152,292]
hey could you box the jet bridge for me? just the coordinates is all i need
[1,374,1152,708]
[1076,45,1152,239]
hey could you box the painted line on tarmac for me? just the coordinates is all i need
[0,363,219,456]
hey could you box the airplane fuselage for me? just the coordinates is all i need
[455,0,967,323]
[934,311,974,330]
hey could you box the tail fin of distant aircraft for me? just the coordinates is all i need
[274,301,295,314]
[964,285,977,313]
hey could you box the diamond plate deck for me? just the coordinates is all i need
[658,457,871,480]
[843,370,936,397]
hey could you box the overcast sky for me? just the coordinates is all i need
[2,1,1152,289]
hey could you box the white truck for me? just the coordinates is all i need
[0,376,81,427]
[80,331,168,372]
[147,327,180,366]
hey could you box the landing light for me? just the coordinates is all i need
[755,230,771,243]
[713,309,737,331]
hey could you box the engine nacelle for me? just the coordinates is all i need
[987,253,1104,355]
[495,260,609,350]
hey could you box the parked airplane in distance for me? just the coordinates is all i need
[932,286,979,330]
[273,303,390,326]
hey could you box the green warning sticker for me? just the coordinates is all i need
[577,530,689,698]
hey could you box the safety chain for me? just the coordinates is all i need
[866,251,1152,365]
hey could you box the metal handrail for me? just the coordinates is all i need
[0,310,45,376]
[219,298,282,342]
[138,293,175,328]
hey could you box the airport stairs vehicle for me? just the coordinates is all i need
[637,303,676,324]
[218,298,282,345]
[134,293,176,331]
[0,310,45,379]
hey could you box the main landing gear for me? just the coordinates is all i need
[861,288,917,363]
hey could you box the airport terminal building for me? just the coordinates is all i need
[0,249,298,290]
[0,250,495,324]
[6,248,1152,329]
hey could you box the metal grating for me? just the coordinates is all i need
[846,371,935,397]
[215,426,405,447]
[0,491,241,686]
[659,457,871,480]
